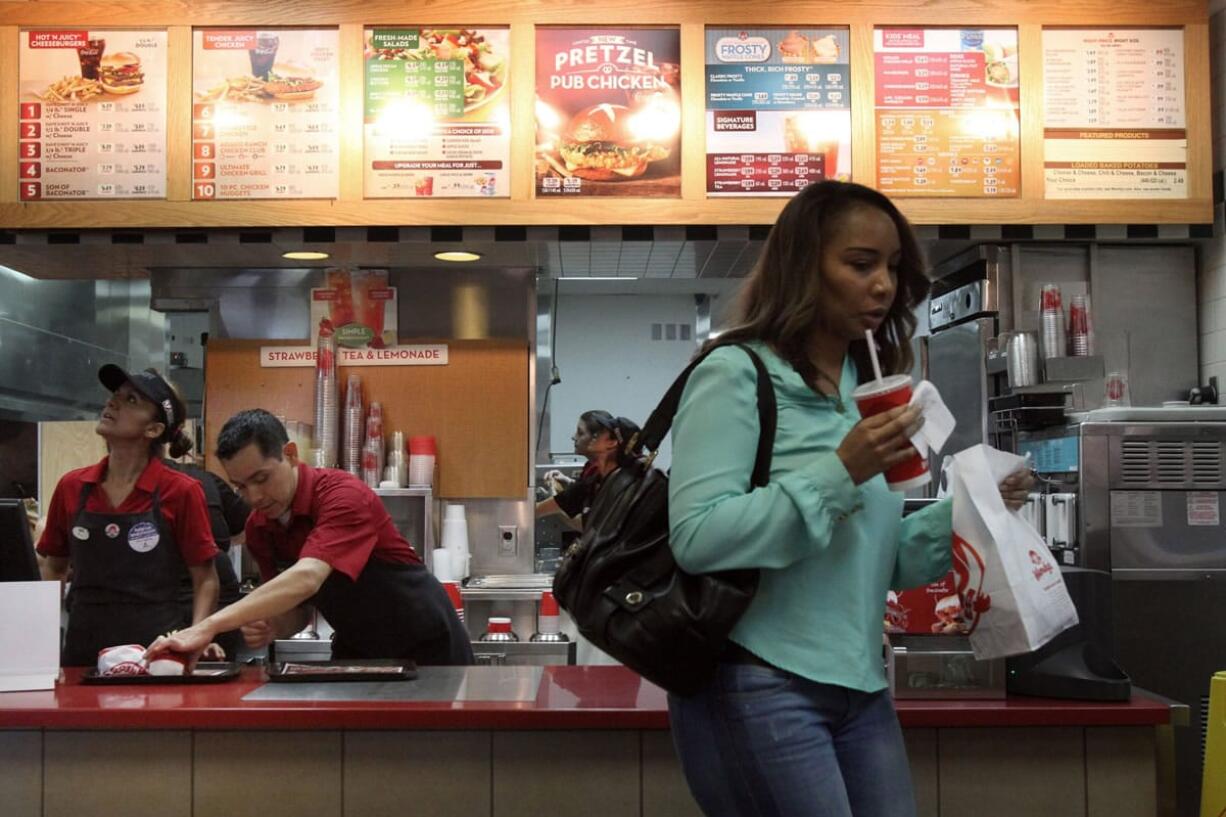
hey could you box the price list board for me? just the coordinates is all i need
[1043,28,1186,199]
[18,29,168,200]
[363,28,510,198]
[704,27,851,197]
[874,28,1020,197]
[191,28,340,200]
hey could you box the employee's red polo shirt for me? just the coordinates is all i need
[244,463,420,583]
[38,456,220,566]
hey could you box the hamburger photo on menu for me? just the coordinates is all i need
[99,51,145,94]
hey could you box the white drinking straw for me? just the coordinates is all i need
[865,330,884,384]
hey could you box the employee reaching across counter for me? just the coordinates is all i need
[536,410,643,528]
[146,409,472,666]
[37,366,220,666]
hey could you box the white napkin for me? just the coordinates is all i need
[908,380,955,458]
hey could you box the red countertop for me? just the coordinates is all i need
[0,666,1176,731]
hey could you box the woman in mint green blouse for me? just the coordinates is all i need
[666,181,1032,817]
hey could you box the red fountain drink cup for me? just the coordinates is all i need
[353,271,388,344]
[326,268,357,328]
[851,374,929,491]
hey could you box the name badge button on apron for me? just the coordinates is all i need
[127,521,160,553]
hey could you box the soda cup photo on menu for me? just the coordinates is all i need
[851,375,929,491]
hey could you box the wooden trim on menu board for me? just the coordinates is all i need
[0,0,1214,227]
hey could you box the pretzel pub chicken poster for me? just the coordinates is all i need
[535,28,681,197]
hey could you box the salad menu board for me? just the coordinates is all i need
[1043,28,1186,199]
[705,28,851,197]
[18,29,168,200]
[535,28,681,197]
[363,28,509,198]
[191,28,339,200]
[874,28,1020,197]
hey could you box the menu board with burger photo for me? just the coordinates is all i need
[363,27,510,198]
[874,28,1020,197]
[18,29,167,200]
[191,28,340,200]
[705,27,851,197]
[535,28,681,197]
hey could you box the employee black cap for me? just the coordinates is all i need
[98,364,185,435]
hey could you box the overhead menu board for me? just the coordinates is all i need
[191,28,340,200]
[534,27,682,197]
[704,27,851,197]
[363,27,510,198]
[874,28,1020,197]
[1043,28,1186,199]
[18,29,168,201]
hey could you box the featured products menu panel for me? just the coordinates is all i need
[534,27,681,197]
[191,28,340,200]
[874,27,1020,197]
[1043,28,1186,199]
[704,27,851,197]
[363,27,510,198]
[18,29,168,200]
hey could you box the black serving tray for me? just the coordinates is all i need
[81,661,241,685]
[265,659,417,683]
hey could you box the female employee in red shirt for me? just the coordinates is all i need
[146,409,472,666]
[37,366,220,666]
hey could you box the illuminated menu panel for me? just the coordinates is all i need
[191,28,339,200]
[18,29,168,200]
[1043,28,1186,199]
[363,28,510,198]
[704,27,851,197]
[874,27,1020,197]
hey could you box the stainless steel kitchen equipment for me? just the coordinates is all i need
[1018,407,1226,816]
[462,574,575,666]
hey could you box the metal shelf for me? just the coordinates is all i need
[374,488,433,497]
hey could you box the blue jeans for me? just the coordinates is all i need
[668,662,917,817]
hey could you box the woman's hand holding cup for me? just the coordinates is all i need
[837,404,925,485]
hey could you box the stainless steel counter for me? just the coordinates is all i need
[241,665,543,703]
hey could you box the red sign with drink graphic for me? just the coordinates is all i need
[309,269,398,351]
[705,27,851,196]
[364,28,510,198]
[18,29,168,200]
[191,28,339,200]
[873,27,1020,197]
[535,28,681,197]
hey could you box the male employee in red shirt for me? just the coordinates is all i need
[147,409,472,666]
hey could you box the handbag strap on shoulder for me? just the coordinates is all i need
[636,343,777,488]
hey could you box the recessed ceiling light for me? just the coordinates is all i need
[434,250,482,262]
[281,251,330,261]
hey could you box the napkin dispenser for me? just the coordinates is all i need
[888,634,1006,699]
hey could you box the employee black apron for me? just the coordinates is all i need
[291,557,472,665]
[62,483,186,666]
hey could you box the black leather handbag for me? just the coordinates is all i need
[552,344,777,696]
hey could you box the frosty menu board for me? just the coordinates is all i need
[192,28,339,200]
[364,28,509,198]
[705,28,851,197]
[18,30,167,200]
[535,28,681,197]
[874,28,1020,197]
[1043,29,1186,199]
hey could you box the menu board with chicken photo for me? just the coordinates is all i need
[18,29,168,200]
[705,27,851,197]
[1043,28,1186,199]
[191,28,339,200]
[535,27,681,197]
[874,28,1020,197]
[364,27,509,198]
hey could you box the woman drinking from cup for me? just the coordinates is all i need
[37,366,220,666]
[666,180,1032,817]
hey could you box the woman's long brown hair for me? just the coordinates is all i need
[702,181,929,387]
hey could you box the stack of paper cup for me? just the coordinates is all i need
[1068,294,1094,357]
[342,374,364,475]
[408,436,436,488]
[1040,284,1067,360]
[441,503,470,580]
[431,548,453,582]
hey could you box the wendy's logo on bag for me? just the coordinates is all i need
[951,532,992,634]
[1029,550,1054,582]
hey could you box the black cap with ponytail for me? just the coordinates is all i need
[167,427,194,459]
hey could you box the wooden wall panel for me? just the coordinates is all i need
[0,0,1212,227]
[203,339,529,498]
